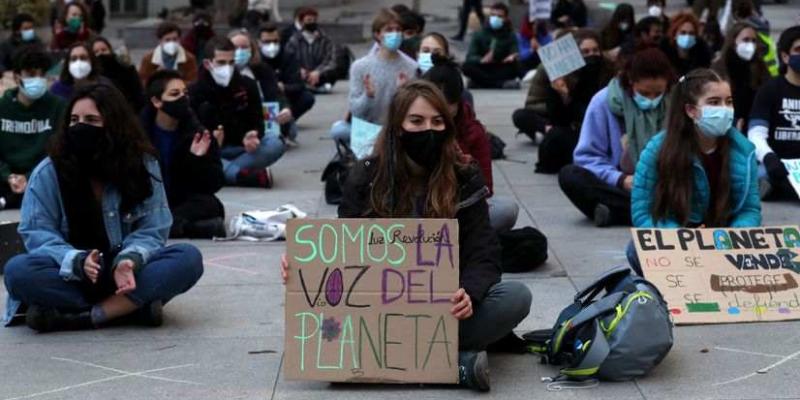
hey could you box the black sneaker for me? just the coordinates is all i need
[593,203,611,227]
[137,300,163,327]
[26,305,94,332]
[458,350,490,392]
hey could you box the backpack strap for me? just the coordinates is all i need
[550,292,624,356]
[574,265,631,304]
[560,320,611,379]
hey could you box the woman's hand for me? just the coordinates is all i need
[83,249,101,284]
[280,254,289,284]
[114,260,137,295]
[190,131,212,157]
[450,288,473,320]
[243,131,260,153]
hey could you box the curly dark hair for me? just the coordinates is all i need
[49,83,157,213]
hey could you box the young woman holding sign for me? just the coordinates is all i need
[282,80,532,392]
[627,69,762,274]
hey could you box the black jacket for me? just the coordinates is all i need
[246,62,287,107]
[659,37,712,77]
[139,106,224,207]
[188,69,265,146]
[98,55,145,112]
[338,159,502,304]
[265,50,305,96]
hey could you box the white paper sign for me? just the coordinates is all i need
[781,158,800,198]
[351,117,382,159]
[536,33,586,81]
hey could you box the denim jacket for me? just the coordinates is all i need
[3,157,172,325]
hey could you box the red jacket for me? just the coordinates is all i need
[456,101,493,196]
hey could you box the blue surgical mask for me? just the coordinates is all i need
[234,48,252,67]
[695,106,734,138]
[489,15,504,30]
[676,34,696,50]
[20,77,47,100]
[633,91,664,111]
[20,29,35,42]
[382,31,402,52]
[789,54,800,74]
[418,52,434,73]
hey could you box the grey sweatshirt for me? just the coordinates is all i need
[348,50,418,125]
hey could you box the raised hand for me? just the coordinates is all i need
[190,131,212,156]
[363,74,376,98]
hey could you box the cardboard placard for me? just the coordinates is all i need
[632,226,800,325]
[350,117,382,160]
[285,219,460,383]
[262,101,281,136]
[781,159,800,198]
[536,33,586,81]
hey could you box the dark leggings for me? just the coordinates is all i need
[462,62,520,88]
[558,164,631,226]
[536,126,580,174]
[456,0,485,39]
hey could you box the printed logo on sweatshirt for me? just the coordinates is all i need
[777,98,800,141]
[1,118,53,134]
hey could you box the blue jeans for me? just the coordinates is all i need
[4,244,203,321]
[460,281,532,350]
[221,134,285,183]
[488,197,519,232]
[329,120,351,144]
[287,89,316,120]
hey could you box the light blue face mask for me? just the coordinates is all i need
[489,15,504,30]
[20,29,35,42]
[20,77,47,100]
[695,106,734,137]
[676,34,696,50]
[382,31,402,52]
[633,91,664,111]
[418,52,434,73]
[234,48,252,67]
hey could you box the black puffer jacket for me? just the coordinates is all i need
[338,159,501,304]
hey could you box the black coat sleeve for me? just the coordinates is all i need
[280,53,306,95]
[176,133,225,195]
[242,77,266,138]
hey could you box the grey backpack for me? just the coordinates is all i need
[524,266,673,382]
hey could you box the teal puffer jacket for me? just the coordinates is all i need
[631,128,762,228]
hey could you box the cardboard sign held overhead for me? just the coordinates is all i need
[632,226,800,325]
[285,219,460,383]
[781,159,800,198]
[536,33,586,81]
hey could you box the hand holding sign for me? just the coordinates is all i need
[780,158,800,198]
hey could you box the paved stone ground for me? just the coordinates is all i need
[2,1,800,399]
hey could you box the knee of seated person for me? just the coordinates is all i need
[3,254,40,289]
[167,244,204,281]
[502,281,532,319]
[557,164,580,187]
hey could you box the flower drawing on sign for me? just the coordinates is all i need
[321,317,341,342]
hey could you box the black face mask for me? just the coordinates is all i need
[303,22,318,33]
[65,123,106,170]
[584,55,602,66]
[160,95,192,121]
[400,129,447,170]
[97,54,119,72]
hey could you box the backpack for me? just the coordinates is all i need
[488,132,506,160]
[498,227,548,273]
[524,266,673,383]
[321,139,356,205]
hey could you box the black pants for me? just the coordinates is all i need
[765,174,800,201]
[536,126,579,174]
[462,62,519,88]
[456,0,485,39]
[0,182,23,209]
[170,194,225,238]
[512,108,547,141]
[558,164,631,225]
[286,89,316,120]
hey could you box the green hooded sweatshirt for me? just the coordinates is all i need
[0,88,65,180]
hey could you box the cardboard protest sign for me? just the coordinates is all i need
[285,219,460,383]
[536,33,586,81]
[632,226,800,325]
[781,159,800,198]
[262,101,281,136]
[350,117,382,159]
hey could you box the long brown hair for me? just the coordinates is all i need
[716,22,770,90]
[369,80,465,218]
[653,69,731,226]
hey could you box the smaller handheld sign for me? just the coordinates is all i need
[262,101,281,136]
[285,219,460,383]
[632,226,800,325]
[781,159,800,198]
[350,117,382,160]
[536,33,586,81]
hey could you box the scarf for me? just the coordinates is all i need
[606,78,667,166]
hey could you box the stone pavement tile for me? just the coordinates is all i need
[0,337,279,400]
[504,277,576,332]
[761,201,800,226]
[275,352,644,400]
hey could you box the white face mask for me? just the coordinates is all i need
[735,41,756,61]
[260,43,280,59]
[648,5,662,17]
[68,60,91,79]
[210,64,233,87]
[162,40,179,56]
